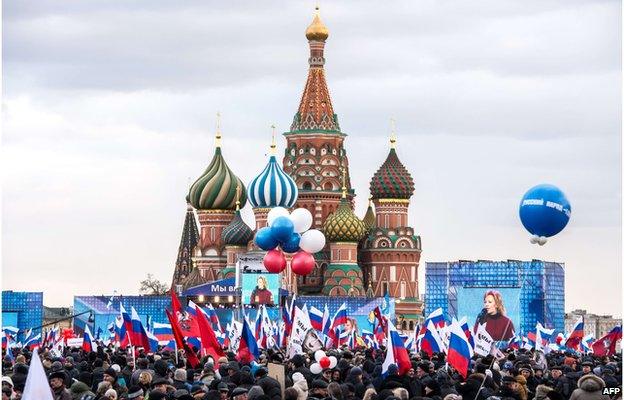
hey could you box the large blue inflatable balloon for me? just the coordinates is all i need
[281,232,301,254]
[255,227,278,251]
[271,216,295,242]
[519,184,571,241]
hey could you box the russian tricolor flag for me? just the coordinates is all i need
[447,319,473,379]
[424,308,446,329]
[459,317,474,350]
[237,318,259,365]
[331,303,348,329]
[130,307,151,352]
[309,306,324,332]
[82,325,97,353]
[381,321,411,377]
[420,320,447,357]
[564,316,584,349]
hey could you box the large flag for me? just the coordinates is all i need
[22,348,54,400]
[205,303,224,333]
[24,333,41,350]
[447,319,473,379]
[321,304,331,337]
[282,297,295,337]
[130,307,152,352]
[564,316,584,349]
[331,303,348,329]
[592,326,622,356]
[193,302,225,360]
[580,335,594,353]
[420,320,447,357]
[310,306,324,332]
[237,318,259,365]
[119,303,133,344]
[82,325,97,353]
[165,308,200,367]
[533,322,555,351]
[458,317,474,350]
[381,321,411,377]
[424,308,446,329]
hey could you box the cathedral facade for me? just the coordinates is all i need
[172,8,423,328]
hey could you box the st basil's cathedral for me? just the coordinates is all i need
[171,9,424,326]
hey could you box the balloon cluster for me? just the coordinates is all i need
[529,235,548,246]
[310,350,337,374]
[254,207,326,276]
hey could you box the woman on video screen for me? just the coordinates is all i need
[250,275,274,306]
[473,290,515,341]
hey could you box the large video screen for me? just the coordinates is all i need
[456,287,520,341]
[241,273,279,306]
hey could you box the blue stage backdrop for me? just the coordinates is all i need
[2,291,43,341]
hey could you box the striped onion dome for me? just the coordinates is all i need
[323,198,366,242]
[188,147,247,210]
[369,148,414,200]
[248,155,298,208]
[222,209,254,246]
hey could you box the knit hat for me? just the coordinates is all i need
[292,372,305,384]
[247,386,264,400]
[49,371,66,382]
[127,386,144,399]
[174,368,187,382]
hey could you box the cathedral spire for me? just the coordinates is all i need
[215,112,222,148]
[290,6,340,133]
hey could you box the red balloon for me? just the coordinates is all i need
[263,249,286,273]
[319,356,331,369]
[291,251,315,275]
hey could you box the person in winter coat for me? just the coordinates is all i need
[254,368,281,400]
[345,367,367,399]
[456,373,494,400]
[569,374,610,400]
[515,374,530,400]
[492,376,522,400]
[69,380,96,400]
[291,372,308,400]
[532,384,554,400]
[49,370,73,400]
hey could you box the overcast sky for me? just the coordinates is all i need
[2,0,621,317]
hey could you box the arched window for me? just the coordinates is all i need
[324,182,333,191]
[303,181,313,190]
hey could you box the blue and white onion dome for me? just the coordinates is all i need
[247,132,298,208]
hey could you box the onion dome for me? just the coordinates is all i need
[181,267,208,290]
[188,116,247,210]
[305,7,329,41]
[362,197,376,231]
[369,131,414,200]
[222,195,254,247]
[248,128,298,208]
[324,171,366,242]
[324,198,366,242]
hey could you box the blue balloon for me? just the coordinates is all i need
[271,216,295,242]
[255,226,278,250]
[281,233,301,254]
[519,184,571,237]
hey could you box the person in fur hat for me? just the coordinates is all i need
[532,384,554,400]
[569,374,610,400]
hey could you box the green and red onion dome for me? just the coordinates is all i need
[369,148,414,200]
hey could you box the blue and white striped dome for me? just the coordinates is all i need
[248,155,298,208]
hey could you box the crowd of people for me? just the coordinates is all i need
[1,344,621,400]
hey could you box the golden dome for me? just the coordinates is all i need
[323,198,366,242]
[305,7,329,41]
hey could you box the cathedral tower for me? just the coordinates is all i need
[282,7,355,292]
[361,130,423,328]
[187,116,247,282]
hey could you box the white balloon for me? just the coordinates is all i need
[328,356,337,369]
[310,363,323,375]
[530,235,539,244]
[314,350,326,362]
[290,208,313,233]
[538,236,547,246]
[267,207,290,227]
[299,229,326,253]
